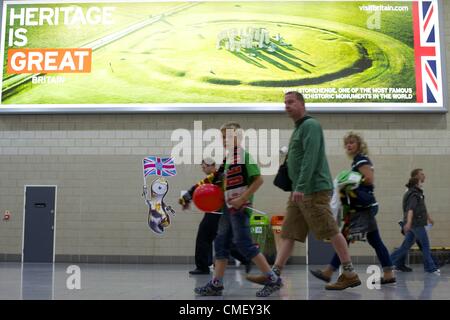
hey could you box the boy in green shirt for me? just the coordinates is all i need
[194,122,283,297]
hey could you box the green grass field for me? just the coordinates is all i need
[2,1,415,104]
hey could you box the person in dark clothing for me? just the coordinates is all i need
[395,169,443,272]
[180,158,252,275]
[390,176,440,274]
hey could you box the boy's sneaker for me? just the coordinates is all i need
[194,281,224,296]
[325,273,361,290]
[246,266,281,285]
[256,277,283,297]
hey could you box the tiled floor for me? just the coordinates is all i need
[0,262,448,300]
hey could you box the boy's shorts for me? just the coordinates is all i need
[214,207,260,260]
[281,190,339,242]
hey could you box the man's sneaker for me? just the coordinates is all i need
[194,281,224,296]
[394,265,413,272]
[325,273,361,290]
[246,266,281,285]
[310,269,331,283]
[256,277,283,297]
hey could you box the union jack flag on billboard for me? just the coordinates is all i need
[413,0,443,105]
[143,156,177,177]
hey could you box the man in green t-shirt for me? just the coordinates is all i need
[194,122,283,297]
[247,91,361,290]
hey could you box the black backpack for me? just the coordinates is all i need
[273,116,312,192]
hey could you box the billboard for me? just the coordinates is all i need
[0,0,446,113]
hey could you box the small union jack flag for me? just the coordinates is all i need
[413,0,442,104]
[143,156,177,177]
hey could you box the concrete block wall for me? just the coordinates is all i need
[0,1,449,263]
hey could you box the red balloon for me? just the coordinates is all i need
[193,184,224,212]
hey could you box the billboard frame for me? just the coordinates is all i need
[0,0,447,114]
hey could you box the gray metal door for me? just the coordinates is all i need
[307,233,336,265]
[23,186,56,263]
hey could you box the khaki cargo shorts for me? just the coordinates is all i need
[281,190,339,242]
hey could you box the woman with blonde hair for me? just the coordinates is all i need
[310,132,396,285]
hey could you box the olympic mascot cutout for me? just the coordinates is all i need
[142,156,177,235]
